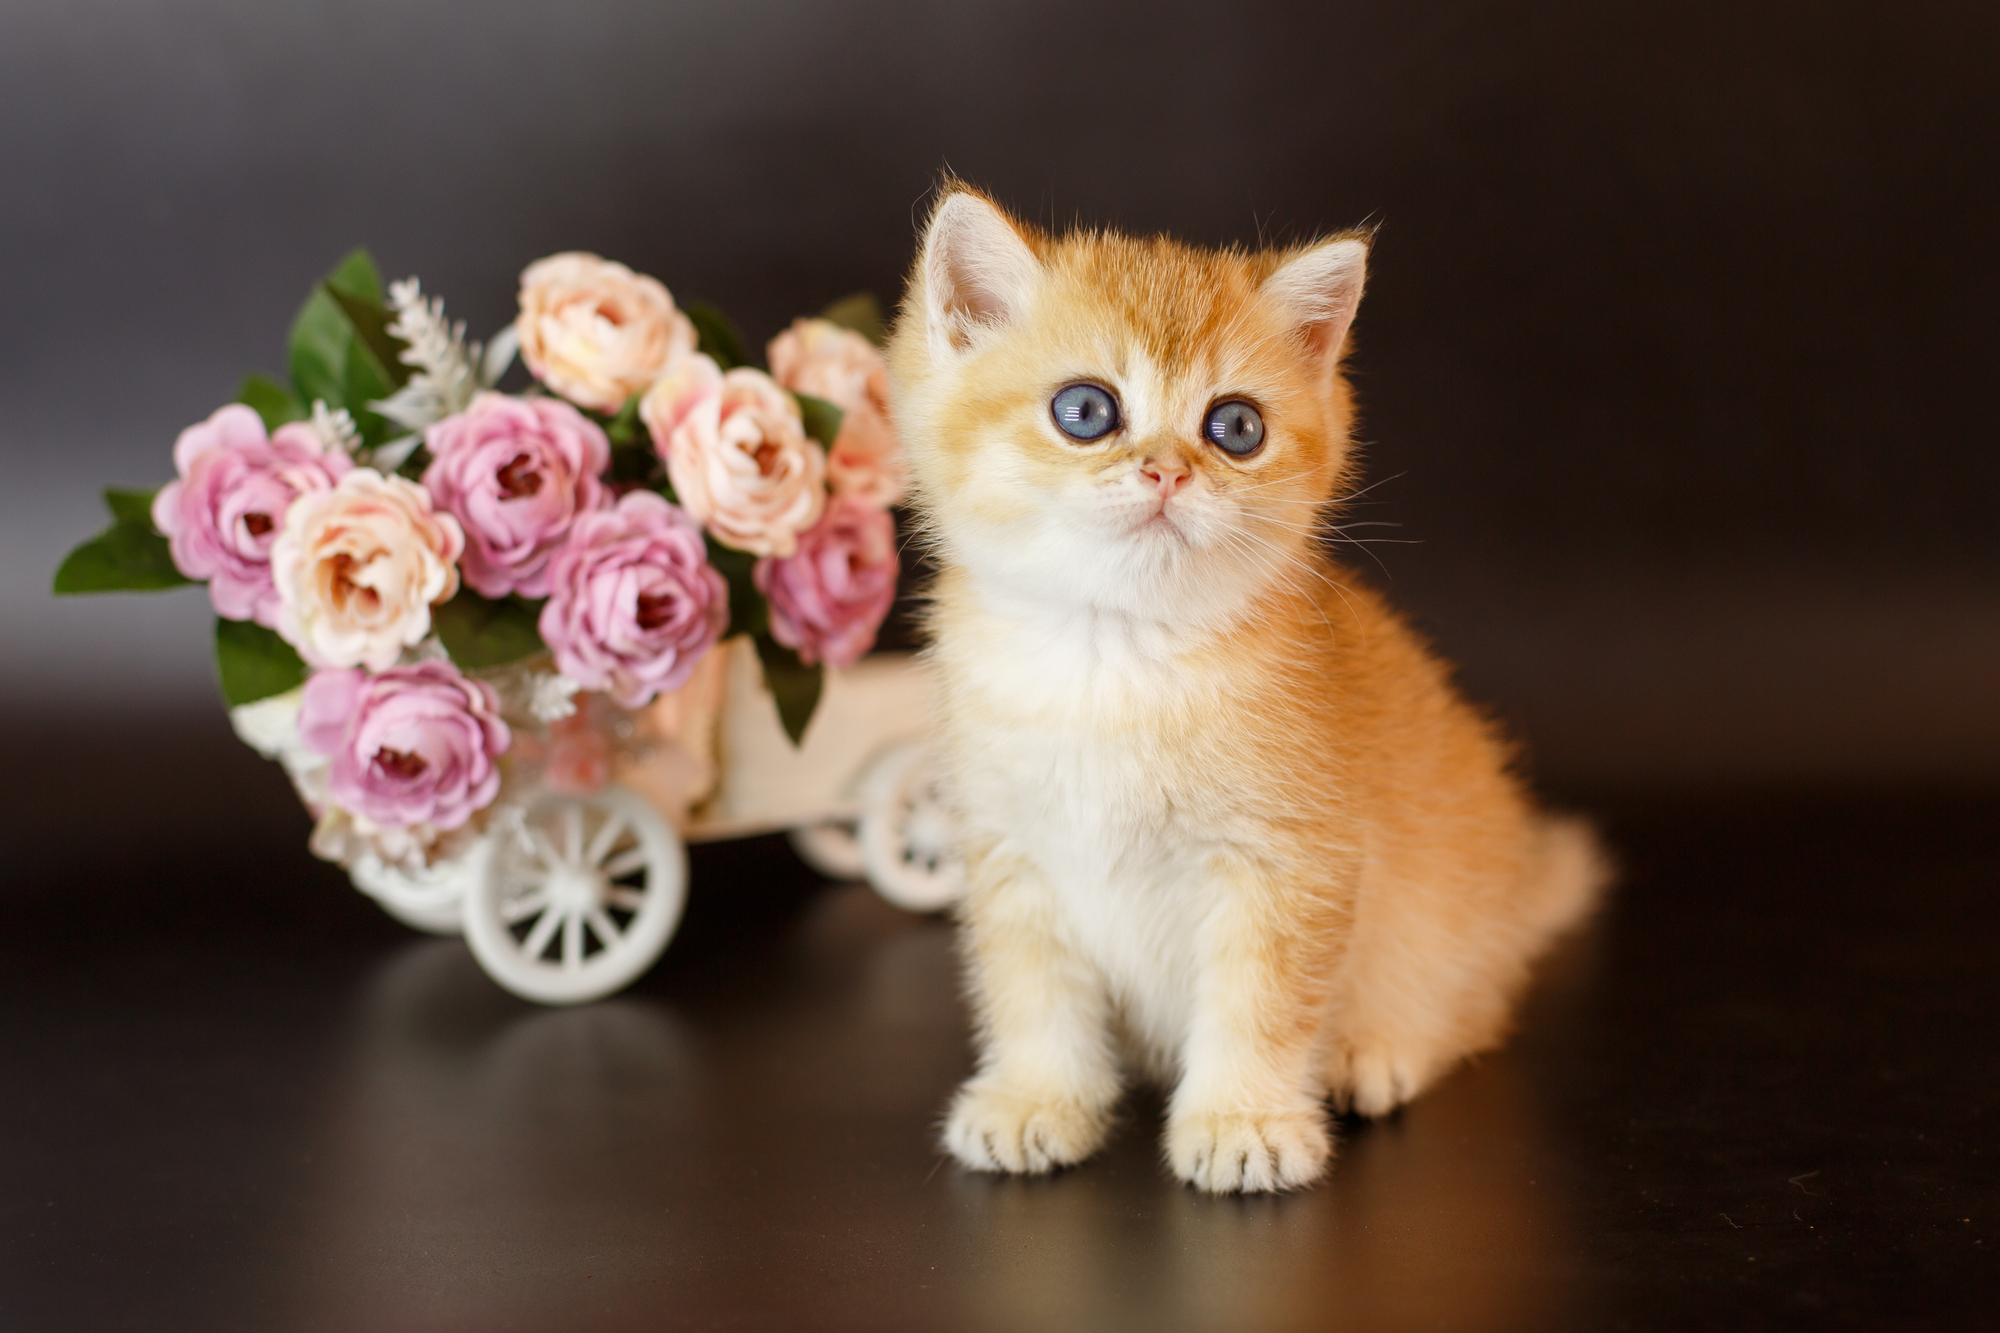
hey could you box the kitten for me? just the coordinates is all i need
[887,186,1608,1193]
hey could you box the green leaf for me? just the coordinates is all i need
[433,591,548,670]
[103,486,159,525]
[793,392,844,450]
[287,248,399,420]
[323,247,384,304]
[53,525,188,592]
[604,394,645,448]
[703,537,763,640]
[53,488,191,593]
[326,284,411,393]
[820,291,887,347]
[327,274,402,448]
[215,618,306,706]
[683,300,748,371]
[340,335,398,448]
[238,374,307,431]
[754,632,823,746]
[288,285,351,412]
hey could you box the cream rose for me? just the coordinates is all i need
[271,469,465,671]
[640,353,827,558]
[516,252,695,412]
[767,317,906,507]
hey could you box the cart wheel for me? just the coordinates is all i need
[787,821,867,881]
[349,845,481,936]
[858,742,965,912]
[462,785,687,1005]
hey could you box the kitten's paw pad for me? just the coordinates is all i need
[1166,1107,1330,1194]
[942,1082,1109,1175]
[1329,1049,1429,1118]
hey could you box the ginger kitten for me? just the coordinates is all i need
[888,186,1608,1193]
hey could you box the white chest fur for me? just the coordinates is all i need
[941,601,1245,1059]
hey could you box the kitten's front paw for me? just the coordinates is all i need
[1166,1107,1331,1193]
[1327,1045,1435,1118]
[943,1080,1110,1175]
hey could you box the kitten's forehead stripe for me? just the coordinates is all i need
[1047,234,1278,375]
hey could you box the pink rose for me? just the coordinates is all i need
[298,660,510,832]
[640,353,827,557]
[151,403,352,626]
[767,317,906,507]
[754,495,899,669]
[516,252,695,412]
[539,490,729,708]
[421,393,611,598]
[271,469,465,671]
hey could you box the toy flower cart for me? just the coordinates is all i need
[56,249,961,1004]
[233,636,958,1003]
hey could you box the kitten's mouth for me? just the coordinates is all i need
[1133,502,1186,540]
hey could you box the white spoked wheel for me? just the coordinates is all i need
[787,821,867,881]
[349,844,483,936]
[857,742,965,913]
[462,785,687,1005]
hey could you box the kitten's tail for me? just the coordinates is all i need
[1522,813,1613,945]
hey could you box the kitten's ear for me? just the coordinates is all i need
[1263,236,1369,372]
[918,189,1040,355]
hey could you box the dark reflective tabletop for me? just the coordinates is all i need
[3,733,1996,1330]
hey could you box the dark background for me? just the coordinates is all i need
[4,4,1999,1329]
[6,0,1997,782]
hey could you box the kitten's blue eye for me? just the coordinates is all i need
[1051,383,1119,441]
[1203,400,1265,457]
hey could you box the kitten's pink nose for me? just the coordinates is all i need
[1141,457,1190,499]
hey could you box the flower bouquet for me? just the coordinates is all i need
[55,249,954,1003]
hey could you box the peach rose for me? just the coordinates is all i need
[640,352,827,557]
[271,469,465,671]
[515,252,695,412]
[767,317,906,507]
